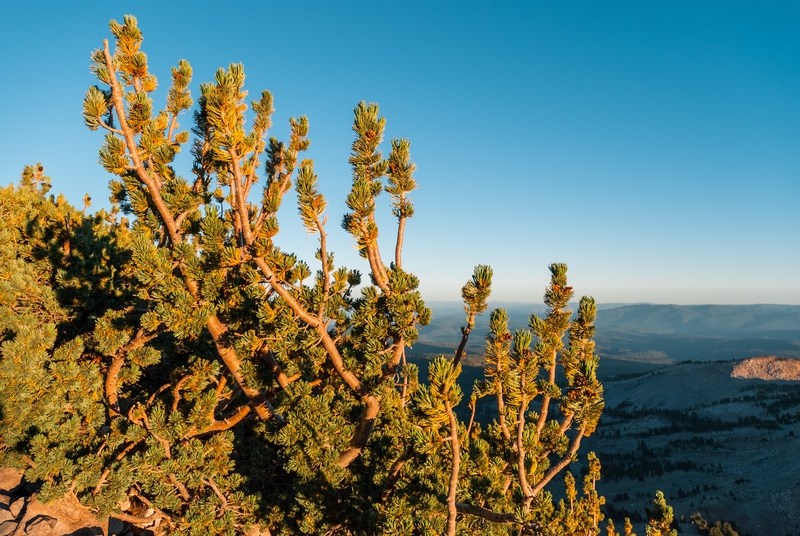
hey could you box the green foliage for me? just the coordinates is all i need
[691,513,739,536]
[0,14,680,536]
[645,491,678,536]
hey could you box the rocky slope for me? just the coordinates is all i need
[731,355,800,381]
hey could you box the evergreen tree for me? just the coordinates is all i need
[645,491,678,536]
[624,517,638,536]
[691,513,739,536]
[0,14,679,536]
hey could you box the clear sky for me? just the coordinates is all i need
[1,1,798,304]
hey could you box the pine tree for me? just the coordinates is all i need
[0,14,680,536]
[645,491,678,536]
[624,517,638,536]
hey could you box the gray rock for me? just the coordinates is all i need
[107,516,126,535]
[22,515,57,536]
[67,528,103,536]
[7,499,24,519]
[0,520,17,536]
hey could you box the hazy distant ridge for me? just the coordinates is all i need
[595,303,800,337]
[417,303,800,364]
[421,302,800,341]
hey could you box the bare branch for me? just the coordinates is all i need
[535,350,559,440]
[496,382,512,443]
[466,397,477,437]
[444,400,460,536]
[171,375,192,412]
[453,314,475,367]
[530,426,586,497]
[314,211,330,317]
[106,327,161,417]
[98,117,123,135]
[258,346,291,389]
[203,478,228,513]
[147,383,172,408]
[380,445,413,502]
[517,392,533,500]
[166,113,178,144]
[455,503,517,524]
[93,439,144,495]
[336,394,380,468]
[169,473,191,502]
[394,209,406,269]
[185,404,253,438]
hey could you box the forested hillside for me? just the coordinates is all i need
[584,360,800,535]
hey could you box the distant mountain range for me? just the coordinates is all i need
[595,303,800,338]
[414,303,800,366]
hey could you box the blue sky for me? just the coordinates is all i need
[1,1,798,304]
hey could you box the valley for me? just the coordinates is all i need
[408,303,800,535]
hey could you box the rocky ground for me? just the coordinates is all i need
[583,357,800,535]
[732,355,800,381]
[0,468,131,536]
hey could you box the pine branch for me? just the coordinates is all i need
[252,256,366,398]
[102,40,181,244]
[455,503,517,524]
[496,381,512,442]
[103,39,280,425]
[454,266,492,366]
[106,327,161,417]
[171,374,191,412]
[394,212,406,269]
[530,426,586,498]
[444,400,460,536]
[205,315,281,422]
[93,439,144,496]
[453,322,473,367]
[258,346,291,389]
[380,445,413,502]
[399,348,409,406]
[537,412,575,460]
[140,409,171,459]
[385,339,406,378]
[185,404,253,438]
[169,473,191,502]
[336,394,380,468]
[203,478,228,514]
[535,350,558,440]
[517,391,533,501]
